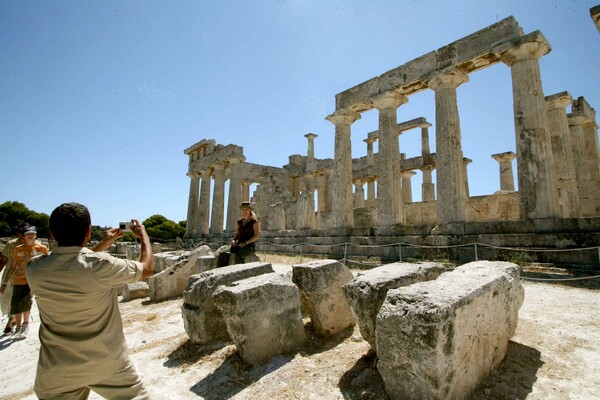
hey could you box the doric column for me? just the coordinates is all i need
[373,92,408,226]
[326,109,361,228]
[305,133,318,172]
[209,163,226,234]
[573,97,600,215]
[427,68,468,224]
[241,179,251,202]
[463,158,472,198]
[421,123,432,159]
[545,92,578,217]
[502,33,558,219]
[400,171,416,204]
[366,177,376,208]
[568,113,599,216]
[196,169,211,235]
[491,152,517,192]
[317,172,329,213]
[226,157,245,232]
[184,171,200,238]
[353,179,366,208]
[364,137,376,167]
[420,165,436,202]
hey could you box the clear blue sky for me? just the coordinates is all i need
[1,0,599,228]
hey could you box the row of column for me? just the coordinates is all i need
[185,158,250,238]
[326,33,561,228]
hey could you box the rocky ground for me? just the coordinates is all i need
[1,263,598,400]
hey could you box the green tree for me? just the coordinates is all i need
[0,201,50,238]
[143,215,185,241]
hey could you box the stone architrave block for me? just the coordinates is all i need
[213,273,305,365]
[182,262,274,344]
[195,255,216,273]
[343,262,445,349]
[121,281,149,301]
[148,245,212,302]
[292,259,355,336]
[376,261,524,400]
[153,251,187,273]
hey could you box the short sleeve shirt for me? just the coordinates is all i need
[12,243,48,285]
[26,246,143,389]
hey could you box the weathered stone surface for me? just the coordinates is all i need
[148,245,212,302]
[195,255,216,273]
[376,261,524,400]
[343,262,445,349]
[213,273,305,365]
[292,259,355,336]
[182,262,274,344]
[153,251,187,273]
[121,281,149,301]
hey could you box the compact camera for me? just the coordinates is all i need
[119,221,132,231]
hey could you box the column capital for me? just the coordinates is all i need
[501,32,551,66]
[400,170,417,178]
[187,171,200,179]
[491,151,517,163]
[304,132,318,140]
[372,92,408,110]
[568,113,592,126]
[326,109,361,126]
[419,164,436,173]
[545,91,573,111]
[364,137,377,145]
[427,68,469,91]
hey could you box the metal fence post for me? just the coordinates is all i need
[399,243,402,262]
[474,243,478,261]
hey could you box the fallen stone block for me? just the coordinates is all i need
[154,251,188,273]
[148,245,212,302]
[376,261,524,400]
[196,255,216,273]
[292,259,355,336]
[213,273,305,365]
[182,262,274,344]
[122,281,149,301]
[343,262,445,349]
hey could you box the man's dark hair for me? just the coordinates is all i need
[50,203,91,246]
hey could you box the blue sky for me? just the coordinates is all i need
[1,0,599,228]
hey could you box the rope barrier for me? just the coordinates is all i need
[521,274,600,282]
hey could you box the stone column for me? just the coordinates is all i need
[241,179,251,202]
[401,171,416,204]
[373,92,408,226]
[545,92,578,218]
[184,171,200,238]
[364,137,376,167]
[491,152,517,192]
[353,179,366,208]
[209,163,226,235]
[421,123,432,161]
[568,113,600,216]
[502,33,559,219]
[226,158,245,232]
[428,69,468,224]
[326,109,361,228]
[573,97,600,216]
[317,172,329,213]
[196,169,212,236]
[420,165,436,202]
[463,158,472,198]
[305,133,318,172]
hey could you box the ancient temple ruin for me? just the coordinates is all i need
[183,16,599,264]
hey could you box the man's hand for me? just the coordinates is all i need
[129,219,146,240]
[92,227,124,252]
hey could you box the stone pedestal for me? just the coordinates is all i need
[292,259,355,336]
[376,261,524,400]
[213,273,306,365]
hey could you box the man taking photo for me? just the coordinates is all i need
[27,202,154,399]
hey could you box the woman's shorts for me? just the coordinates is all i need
[10,284,32,314]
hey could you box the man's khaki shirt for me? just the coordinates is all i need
[26,246,143,387]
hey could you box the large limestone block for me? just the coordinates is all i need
[376,261,524,400]
[148,245,212,302]
[153,251,187,273]
[213,273,305,365]
[121,281,149,301]
[182,262,274,344]
[292,259,355,336]
[343,262,445,349]
[195,255,216,273]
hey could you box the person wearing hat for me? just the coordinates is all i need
[217,201,261,267]
[0,224,28,335]
[0,225,48,339]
